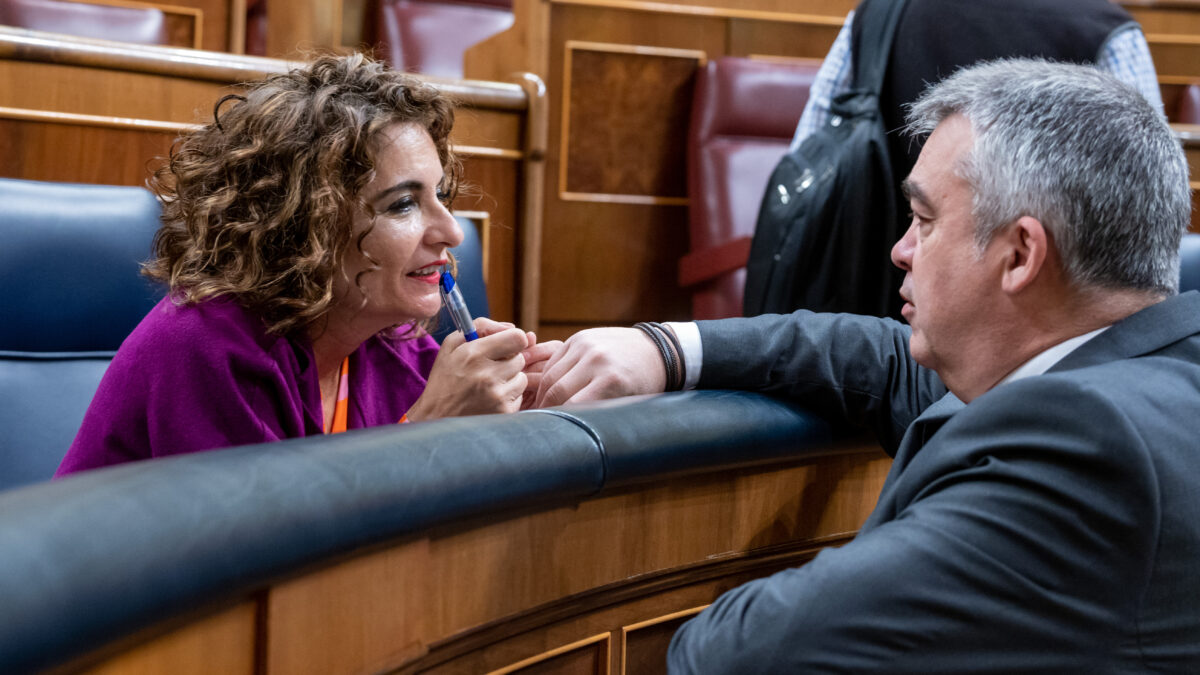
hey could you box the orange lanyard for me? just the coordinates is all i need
[322,356,350,434]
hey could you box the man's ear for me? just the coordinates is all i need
[1000,216,1048,294]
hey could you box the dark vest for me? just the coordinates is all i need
[855,0,1136,180]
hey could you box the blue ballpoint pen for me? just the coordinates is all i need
[439,270,479,341]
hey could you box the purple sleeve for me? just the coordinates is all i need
[56,299,315,476]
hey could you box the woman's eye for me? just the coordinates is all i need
[386,197,415,214]
[436,189,451,206]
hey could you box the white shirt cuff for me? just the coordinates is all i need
[664,321,702,390]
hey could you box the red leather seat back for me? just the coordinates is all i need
[683,57,818,319]
[244,0,267,56]
[1175,84,1200,124]
[0,0,168,45]
[364,0,513,78]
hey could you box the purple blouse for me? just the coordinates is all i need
[56,296,439,476]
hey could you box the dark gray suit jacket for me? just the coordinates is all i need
[669,292,1200,673]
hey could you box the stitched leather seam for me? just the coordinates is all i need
[523,409,608,494]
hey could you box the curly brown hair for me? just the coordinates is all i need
[145,53,459,335]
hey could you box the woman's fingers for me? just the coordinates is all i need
[472,316,516,337]
[471,327,530,361]
[522,340,563,371]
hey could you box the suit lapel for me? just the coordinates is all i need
[861,292,1200,533]
[862,392,963,530]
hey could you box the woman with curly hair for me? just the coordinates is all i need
[56,54,551,474]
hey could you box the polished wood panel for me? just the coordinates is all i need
[80,602,258,675]
[163,11,200,49]
[534,321,617,342]
[453,104,524,155]
[538,200,691,324]
[264,0,344,59]
[1146,35,1200,82]
[620,607,704,675]
[0,116,176,185]
[1128,8,1200,36]
[168,0,239,52]
[264,445,888,674]
[120,0,204,49]
[1123,3,1200,82]
[728,18,839,59]
[561,43,701,201]
[414,560,812,674]
[0,110,196,192]
[489,633,610,674]
[537,5,717,332]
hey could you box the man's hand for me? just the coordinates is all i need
[533,327,667,407]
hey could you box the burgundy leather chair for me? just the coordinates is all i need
[1173,84,1200,124]
[680,57,818,319]
[0,0,168,45]
[362,0,513,78]
[244,0,267,56]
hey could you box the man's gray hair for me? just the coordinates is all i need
[907,59,1191,294]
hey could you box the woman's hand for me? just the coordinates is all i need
[405,317,531,421]
[520,337,564,410]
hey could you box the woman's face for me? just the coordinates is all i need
[336,122,464,329]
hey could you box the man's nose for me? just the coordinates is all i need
[891,222,915,272]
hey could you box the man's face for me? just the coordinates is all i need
[891,114,1005,389]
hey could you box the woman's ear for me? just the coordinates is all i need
[1000,216,1049,295]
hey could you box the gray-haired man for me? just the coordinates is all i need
[535,59,1199,672]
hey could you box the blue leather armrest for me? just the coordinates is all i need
[0,391,842,673]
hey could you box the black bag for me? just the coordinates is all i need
[743,0,908,318]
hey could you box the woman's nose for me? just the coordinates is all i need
[429,201,464,249]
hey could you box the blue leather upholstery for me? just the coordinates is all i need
[0,178,163,353]
[0,178,162,492]
[0,390,835,673]
[432,215,490,342]
[1180,233,1200,293]
[0,354,113,491]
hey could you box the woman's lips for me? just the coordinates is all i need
[407,259,448,284]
